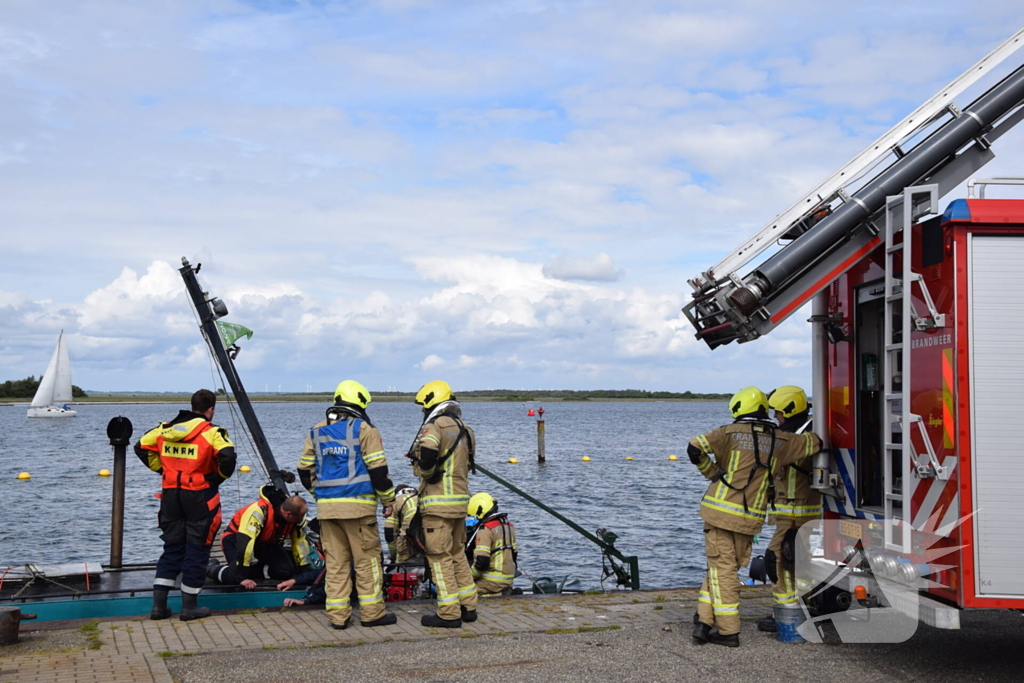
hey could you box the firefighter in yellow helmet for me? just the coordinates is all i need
[297,380,397,630]
[466,492,518,596]
[385,484,422,564]
[758,385,821,632]
[407,380,478,627]
[688,387,821,647]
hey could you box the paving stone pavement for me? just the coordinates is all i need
[2,586,750,683]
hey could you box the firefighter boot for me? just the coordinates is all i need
[421,613,462,628]
[708,630,740,648]
[150,588,172,621]
[461,606,478,623]
[361,613,397,628]
[692,622,711,645]
[757,614,777,632]
[180,592,211,621]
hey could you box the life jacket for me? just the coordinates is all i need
[225,498,295,546]
[154,418,220,491]
[309,418,375,504]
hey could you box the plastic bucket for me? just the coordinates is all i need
[773,605,807,644]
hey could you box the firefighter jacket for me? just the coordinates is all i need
[771,459,823,521]
[384,489,420,562]
[411,412,475,519]
[221,491,311,568]
[689,420,821,536]
[298,417,395,519]
[470,516,518,586]
[135,410,236,491]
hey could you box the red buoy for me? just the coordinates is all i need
[527,409,535,417]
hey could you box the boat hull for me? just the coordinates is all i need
[27,406,77,418]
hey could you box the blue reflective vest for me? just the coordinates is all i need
[310,419,374,502]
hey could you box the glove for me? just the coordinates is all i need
[474,555,490,572]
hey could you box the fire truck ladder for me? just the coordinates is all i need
[881,185,950,552]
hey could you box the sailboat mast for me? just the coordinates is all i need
[178,258,288,493]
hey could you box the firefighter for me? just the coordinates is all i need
[278,519,327,607]
[208,490,312,589]
[297,380,397,630]
[688,387,821,647]
[385,484,422,564]
[758,385,821,632]
[135,389,236,621]
[408,380,478,628]
[466,492,518,596]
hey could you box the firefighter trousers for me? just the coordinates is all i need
[474,577,512,596]
[697,524,753,636]
[321,517,386,625]
[767,515,815,607]
[217,533,299,584]
[154,486,222,594]
[422,516,478,620]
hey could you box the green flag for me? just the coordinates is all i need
[216,321,254,347]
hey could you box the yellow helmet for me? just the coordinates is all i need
[468,492,496,520]
[333,380,371,409]
[768,386,808,418]
[730,386,768,419]
[415,380,453,409]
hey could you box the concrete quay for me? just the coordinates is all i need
[2,586,1022,682]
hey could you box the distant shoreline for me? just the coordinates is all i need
[2,394,728,405]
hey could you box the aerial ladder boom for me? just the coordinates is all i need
[684,29,1024,348]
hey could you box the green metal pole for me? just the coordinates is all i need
[475,463,640,588]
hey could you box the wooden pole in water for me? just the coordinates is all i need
[107,417,133,569]
[537,407,546,463]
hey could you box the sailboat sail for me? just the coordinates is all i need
[31,333,63,407]
[54,333,73,404]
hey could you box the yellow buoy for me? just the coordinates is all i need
[625,457,634,461]
[508,458,518,464]
[17,472,31,480]
[668,455,678,461]
[240,465,251,473]
[581,456,591,462]
[98,469,111,477]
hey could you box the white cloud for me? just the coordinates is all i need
[543,253,623,282]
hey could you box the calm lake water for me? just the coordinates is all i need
[0,401,776,589]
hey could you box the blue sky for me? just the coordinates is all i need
[2,1,1024,393]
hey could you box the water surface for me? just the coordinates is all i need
[0,401,775,589]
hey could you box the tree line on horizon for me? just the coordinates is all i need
[0,376,88,399]
[374,388,731,400]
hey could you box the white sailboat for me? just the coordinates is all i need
[27,331,77,418]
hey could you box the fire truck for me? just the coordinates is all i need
[682,28,1024,630]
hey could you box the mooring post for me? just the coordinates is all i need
[537,406,546,463]
[107,416,133,569]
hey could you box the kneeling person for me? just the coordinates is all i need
[467,492,518,596]
[210,488,310,589]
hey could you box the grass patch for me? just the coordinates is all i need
[78,620,103,650]
[262,645,278,650]
[653,596,667,603]
[310,643,339,648]
[460,634,479,639]
[654,606,664,611]
[238,608,266,615]
[545,625,621,635]
[584,590,602,595]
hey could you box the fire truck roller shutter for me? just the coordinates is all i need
[969,233,1024,598]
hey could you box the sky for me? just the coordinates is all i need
[2,1,1024,394]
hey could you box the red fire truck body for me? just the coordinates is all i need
[821,197,1024,612]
